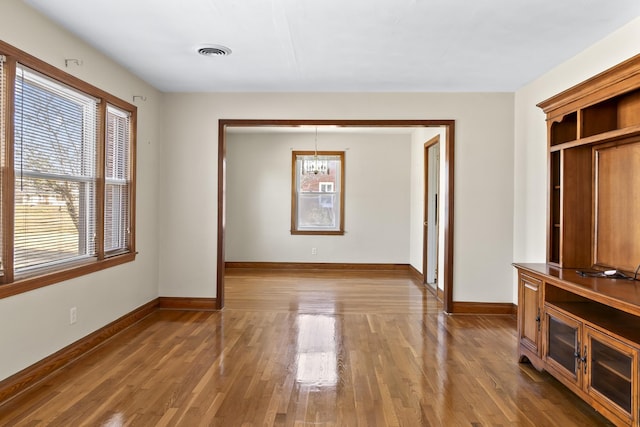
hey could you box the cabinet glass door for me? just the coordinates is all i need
[546,308,581,383]
[587,327,636,419]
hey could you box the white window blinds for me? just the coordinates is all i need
[0,41,137,289]
[13,65,98,273]
[105,105,130,253]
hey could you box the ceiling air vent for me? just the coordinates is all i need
[197,45,232,57]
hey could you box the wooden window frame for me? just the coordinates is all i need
[291,150,345,235]
[0,41,136,299]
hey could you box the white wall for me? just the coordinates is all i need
[158,92,515,303]
[513,17,640,302]
[226,131,411,263]
[0,1,161,380]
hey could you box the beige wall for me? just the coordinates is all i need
[0,0,162,380]
[158,92,515,303]
[226,131,412,263]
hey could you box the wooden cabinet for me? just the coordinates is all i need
[544,305,583,389]
[541,301,639,426]
[586,326,637,425]
[515,52,640,427]
[514,264,640,426]
[540,55,640,271]
[517,272,543,368]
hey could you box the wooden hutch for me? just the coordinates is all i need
[514,54,640,427]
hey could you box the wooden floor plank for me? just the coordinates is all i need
[0,268,613,426]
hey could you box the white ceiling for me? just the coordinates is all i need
[24,0,640,93]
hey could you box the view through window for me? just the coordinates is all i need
[291,151,344,235]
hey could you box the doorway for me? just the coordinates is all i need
[423,136,441,299]
[217,119,455,312]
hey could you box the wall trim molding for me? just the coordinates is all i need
[225,262,411,271]
[425,282,445,302]
[407,265,446,301]
[218,119,456,312]
[408,264,424,283]
[451,301,517,315]
[0,296,219,405]
[0,299,158,405]
[157,297,217,311]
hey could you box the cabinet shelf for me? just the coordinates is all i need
[549,150,561,265]
[581,88,640,138]
[551,332,575,350]
[589,331,635,415]
[593,358,632,383]
[549,112,577,146]
[591,376,632,414]
[546,300,640,346]
[548,124,640,152]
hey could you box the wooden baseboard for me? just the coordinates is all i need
[225,262,410,271]
[407,265,445,301]
[0,299,158,405]
[408,265,424,283]
[425,282,445,301]
[450,301,517,315]
[157,297,217,311]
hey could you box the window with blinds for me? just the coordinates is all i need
[0,40,136,295]
[14,65,98,273]
[105,105,130,254]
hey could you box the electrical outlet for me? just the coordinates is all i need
[311,247,317,255]
[69,307,77,325]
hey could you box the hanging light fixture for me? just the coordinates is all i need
[303,127,329,175]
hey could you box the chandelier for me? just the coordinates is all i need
[302,127,329,175]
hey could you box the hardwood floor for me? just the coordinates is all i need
[0,268,612,426]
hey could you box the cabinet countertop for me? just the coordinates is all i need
[513,263,640,317]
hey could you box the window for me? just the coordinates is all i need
[319,182,334,192]
[291,151,344,235]
[105,105,131,254]
[14,65,98,273]
[0,41,136,296]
